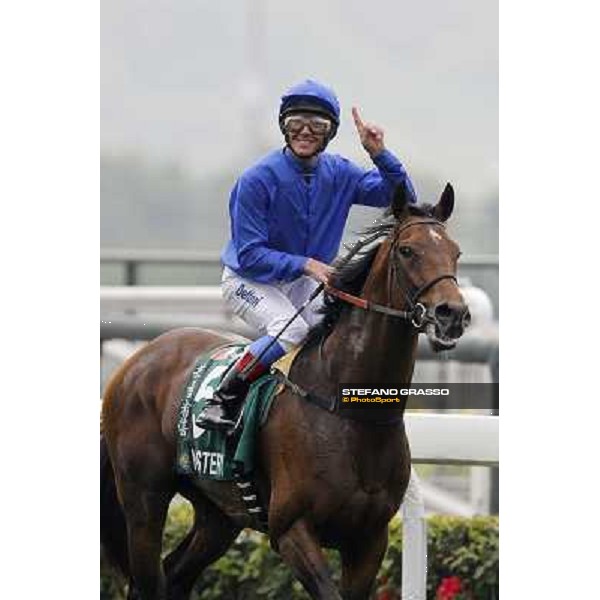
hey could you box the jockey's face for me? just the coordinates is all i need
[284,112,331,158]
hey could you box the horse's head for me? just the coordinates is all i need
[386,183,471,351]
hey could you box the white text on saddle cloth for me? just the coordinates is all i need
[191,450,225,477]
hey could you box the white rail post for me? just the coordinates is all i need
[401,467,427,600]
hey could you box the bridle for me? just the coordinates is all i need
[325,219,457,330]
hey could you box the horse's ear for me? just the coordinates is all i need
[433,183,454,222]
[391,183,410,220]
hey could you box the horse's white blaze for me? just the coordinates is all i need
[429,229,442,243]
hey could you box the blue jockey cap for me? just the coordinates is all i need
[279,79,340,139]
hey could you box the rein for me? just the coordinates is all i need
[324,285,426,327]
[326,219,457,329]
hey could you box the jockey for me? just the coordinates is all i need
[199,78,417,430]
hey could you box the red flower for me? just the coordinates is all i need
[375,575,399,600]
[436,576,463,600]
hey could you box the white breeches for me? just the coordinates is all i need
[221,267,325,351]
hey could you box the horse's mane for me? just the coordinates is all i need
[305,203,436,345]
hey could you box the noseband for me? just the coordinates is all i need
[326,219,457,329]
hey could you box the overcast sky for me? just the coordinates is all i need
[101,0,498,202]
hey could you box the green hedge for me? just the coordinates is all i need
[101,503,498,600]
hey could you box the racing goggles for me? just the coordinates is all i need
[283,114,332,136]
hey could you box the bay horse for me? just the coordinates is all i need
[101,183,470,599]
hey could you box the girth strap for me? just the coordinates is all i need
[273,371,404,425]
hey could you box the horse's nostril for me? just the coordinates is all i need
[434,303,470,336]
[435,303,453,319]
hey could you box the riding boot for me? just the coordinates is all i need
[198,351,267,432]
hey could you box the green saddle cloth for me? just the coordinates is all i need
[176,344,279,481]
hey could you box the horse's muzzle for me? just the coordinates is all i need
[434,302,471,338]
[426,302,471,351]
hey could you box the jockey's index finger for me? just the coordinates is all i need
[351,106,364,130]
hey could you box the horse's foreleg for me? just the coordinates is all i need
[340,527,389,600]
[163,498,240,600]
[276,519,343,600]
[120,484,173,600]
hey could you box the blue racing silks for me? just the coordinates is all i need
[221,147,416,283]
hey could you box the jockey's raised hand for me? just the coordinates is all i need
[304,258,334,285]
[352,106,385,158]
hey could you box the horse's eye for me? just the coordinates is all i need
[398,246,413,258]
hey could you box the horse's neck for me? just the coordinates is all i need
[319,248,419,386]
[323,308,419,384]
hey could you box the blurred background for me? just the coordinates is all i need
[101,0,498,517]
[101,0,498,291]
